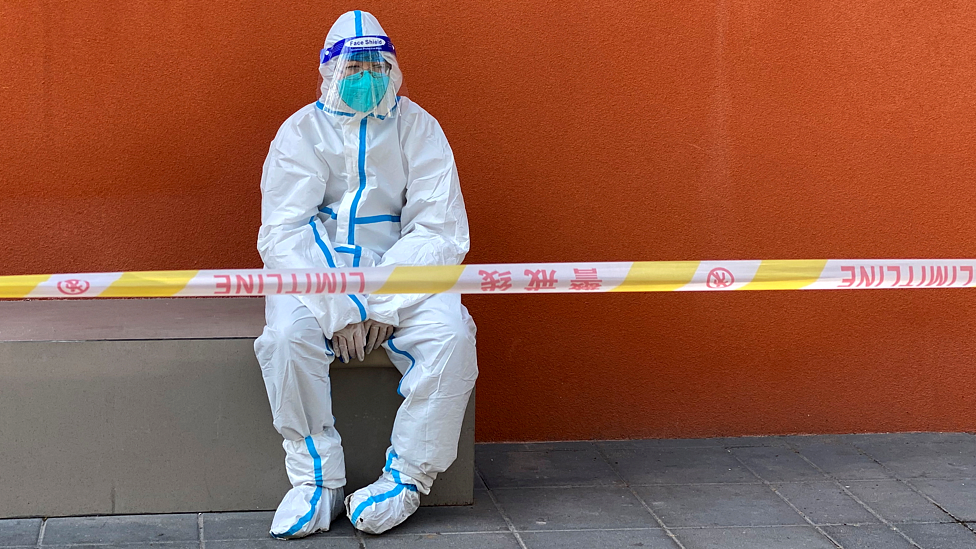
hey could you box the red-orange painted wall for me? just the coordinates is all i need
[3,2,975,441]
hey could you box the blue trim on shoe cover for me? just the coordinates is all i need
[383,448,416,489]
[350,482,417,526]
[274,436,324,538]
[391,468,416,488]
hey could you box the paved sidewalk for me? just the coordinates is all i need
[2,433,976,548]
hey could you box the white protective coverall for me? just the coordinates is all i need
[254,10,478,538]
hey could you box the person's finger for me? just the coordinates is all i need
[366,324,379,354]
[382,326,394,344]
[353,326,366,361]
[372,324,383,353]
[374,324,385,351]
[336,335,349,363]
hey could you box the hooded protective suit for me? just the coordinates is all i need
[254,10,478,538]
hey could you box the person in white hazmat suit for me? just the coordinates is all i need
[254,10,477,539]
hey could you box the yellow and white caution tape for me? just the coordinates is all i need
[2,260,975,299]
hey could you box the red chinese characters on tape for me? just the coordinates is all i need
[213,272,367,295]
[476,266,605,292]
[57,279,91,295]
[479,270,512,292]
[524,269,558,291]
[837,263,975,289]
[570,268,602,291]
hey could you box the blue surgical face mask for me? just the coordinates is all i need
[338,70,390,112]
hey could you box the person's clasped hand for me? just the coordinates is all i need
[332,322,366,363]
[363,319,395,354]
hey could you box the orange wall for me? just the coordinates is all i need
[3,1,976,441]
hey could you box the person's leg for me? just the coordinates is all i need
[254,294,346,539]
[346,293,478,534]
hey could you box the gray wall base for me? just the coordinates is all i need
[0,338,474,518]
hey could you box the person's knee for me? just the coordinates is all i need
[257,317,327,361]
[436,304,477,346]
[418,319,474,356]
[282,317,324,348]
[426,320,478,383]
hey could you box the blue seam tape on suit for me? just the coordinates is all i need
[309,217,337,268]
[310,216,365,318]
[277,436,324,537]
[348,118,369,249]
[387,337,417,397]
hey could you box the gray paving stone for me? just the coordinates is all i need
[780,434,851,445]
[475,446,621,488]
[672,526,837,549]
[912,479,976,521]
[0,518,40,547]
[518,441,597,452]
[772,481,879,525]
[43,545,198,549]
[597,436,790,451]
[207,537,361,548]
[42,514,199,545]
[717,436,794,448]
[853,440,976,479]
[898,522,976,549]
[202,510,356,540]
[323,518,358,538]
[844,480,953,523]
[604,447,759,485]
[476,443,525,454]
[791,440,894,480]
[519,529,673,549]
[730,446,826,482]
[386,490,508,534]
[492,486,656,531]
[474,470,488,491]
[838,433,976,446]
[22,434,976,549]
[366,533,522,548]
[635,484,806,527]
[202,511,275,540]
[822,524,916,549]
[43,541,200,549]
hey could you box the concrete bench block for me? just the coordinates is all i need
[0,298,474,518]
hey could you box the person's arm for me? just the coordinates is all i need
[367,106,470,325]
[258,110,368,338]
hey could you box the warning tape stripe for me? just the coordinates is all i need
[2,260,975,299]
[741,259,829,291]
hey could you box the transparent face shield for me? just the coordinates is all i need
[318,35,401,118]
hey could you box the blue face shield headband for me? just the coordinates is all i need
[320,35,396,65]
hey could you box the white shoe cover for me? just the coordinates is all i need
[345,472,421,534]
[270,485,344,539]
